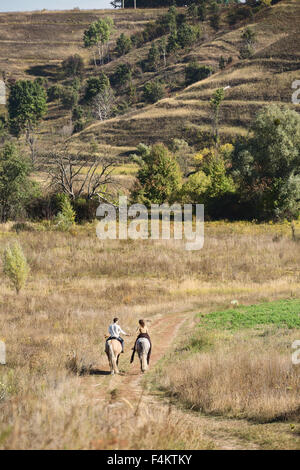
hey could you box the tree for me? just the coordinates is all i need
[177,23,196,48]
[60,87,78,110]
[240,27,256,59]
[116,33,132,56]
[171,138,194,177]
[219,56,226,70]
[0,144,39,222]
[146,43,160,71]
[166,32,179,54]
[143,81,165,103]
[55,194,76,231]
[8,80,47,165]
[111,63,132,88]
[92,86,115,121]
[85,74,110,101]
[180,170,210,203]
[158,37,167,68]
[83,18,114,66]
[131,143,182,206]
[3,242,30,294]
[48,148,116,201]
[210,88,225,145]
[62,54,84,78]
[231,105,300,220]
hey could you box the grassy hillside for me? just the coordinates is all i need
[0,1,299,157]
[74,0,300,151]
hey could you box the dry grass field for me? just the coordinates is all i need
[0,220,299,449]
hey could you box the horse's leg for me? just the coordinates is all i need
[115,354,120,374]
[141,353,148,372]
[106,352,113,374]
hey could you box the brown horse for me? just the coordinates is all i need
[105,339,122,375]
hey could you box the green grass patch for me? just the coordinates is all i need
[198,299,300,330]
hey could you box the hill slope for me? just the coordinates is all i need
[73,0,300,151]
[0,1,299,157]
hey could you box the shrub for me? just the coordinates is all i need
[73,197,99,222]
[185,62,213,86]
[3,242,30,294]
[146,43,160,71]
[47,84,62,102]
[85,74,110,101]
[73,119,85,133]
[116,33,132,56]
[219,56,226,70]
[166,33,179,54]
[62,54,84,78]
[55,195,76,231]
[143,81,165,104]
[11,222,35,233]
[228,5,253,26]
[111,63,132,88]
[60,87,78,110]
[72,105,84,122]
[177,23,196,48]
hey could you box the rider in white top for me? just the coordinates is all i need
[109,322,127,338]
[107,317,129,352]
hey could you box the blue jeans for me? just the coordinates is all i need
[106,336,124,352]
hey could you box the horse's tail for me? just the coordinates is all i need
[107,340,117,374]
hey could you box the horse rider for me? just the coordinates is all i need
[106,317,130,353]
[130,319,152,364]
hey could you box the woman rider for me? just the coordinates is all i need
[130,319,152,364]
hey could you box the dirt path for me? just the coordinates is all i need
[83,310,261,450]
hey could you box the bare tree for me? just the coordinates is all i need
[48,148,117,201]
[92,87,115,121]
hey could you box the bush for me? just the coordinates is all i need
[62,54,84,77]
[73,119,85,133]
[11,222,35,233]
[143,81,165,104]
[72,105,84,121]
[145,43,160,72]
[85,74,110,101]
[3,242,30,294]
[177,23,197,48]
[228,5,253,26]
[111,63,132,88]
[116,33,132,56]
[47,84,63,102]
[73,197,99,222]
[185,62,213,86]
[25,192,62,220]
[55,195,76,231]
[60,87,78,110]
